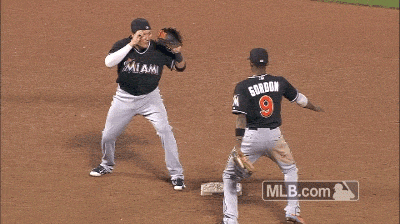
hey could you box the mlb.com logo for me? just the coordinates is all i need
[262,180,359,201]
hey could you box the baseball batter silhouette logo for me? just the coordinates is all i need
[333,182,356,201]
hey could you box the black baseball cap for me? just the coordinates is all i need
[131,18,151,33]
[249,48,269,65]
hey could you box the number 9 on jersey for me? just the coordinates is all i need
[259,95,274,118]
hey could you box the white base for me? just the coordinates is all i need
[200,182,242,196]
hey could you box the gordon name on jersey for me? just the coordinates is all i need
[248,81,279,97]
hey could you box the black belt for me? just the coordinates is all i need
[248,127,277,130]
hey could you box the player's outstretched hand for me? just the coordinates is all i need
[314,106,324,112]
[305,101,324,112]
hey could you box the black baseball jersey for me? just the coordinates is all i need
[108,38,176,96]
[232,74,298,129]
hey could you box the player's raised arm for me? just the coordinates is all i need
[104,31,144,68]
[104,44,132,68]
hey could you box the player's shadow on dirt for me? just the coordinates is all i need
[189,177,286,223]
[69,132,169,181]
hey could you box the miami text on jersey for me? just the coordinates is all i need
[248,81,279,97]
[122,59,159,75]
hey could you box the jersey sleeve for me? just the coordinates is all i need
[232,82,249,114]
[281,77,298,102]
[165,54,175,70]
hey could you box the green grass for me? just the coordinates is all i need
[315,0,399,9]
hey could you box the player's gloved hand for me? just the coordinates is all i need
[157,27,183,52]
[231,147,255,175]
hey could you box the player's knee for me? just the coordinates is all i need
[223,166,251,181]
[155,124,173,136]
[222,171,232,179]
[101,130,117,144]
[280,163,297,174]
[283,166,298,182]
[223,170,241,182]
[236,167,252,180]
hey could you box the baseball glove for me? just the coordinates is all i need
[157,27,183,51]
[231,147,255,175]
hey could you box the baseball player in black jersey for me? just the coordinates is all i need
[222,48,324,223]
[90,18,187,190]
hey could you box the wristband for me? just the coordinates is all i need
[235,128,245,137]
[174,52,183,63]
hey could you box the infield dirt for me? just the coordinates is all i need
[1,0,399,223]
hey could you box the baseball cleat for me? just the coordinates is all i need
[172,178,186,190]
[285,214,306,224]
[89,165,112,177]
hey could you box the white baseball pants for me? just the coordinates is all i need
[100,86,184,180]
[222,127,300,223]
